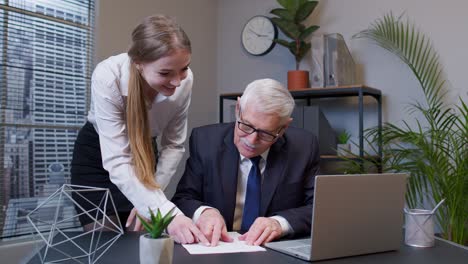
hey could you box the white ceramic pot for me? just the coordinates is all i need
[139,234,174,264]
[336,143,351,156]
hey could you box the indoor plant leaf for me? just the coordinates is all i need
[278,0,306,12]
[136,213,154,235]
[299,25,319,40]
[270,8,294,21]
[296,42,311,62]
[270,0,320,70]
[138,207,177,239]
[271,17,300,39]
[274,39,291,48]
[150,207,158,224]
[295,1,318,22]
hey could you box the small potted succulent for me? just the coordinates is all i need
[336,130,351,156]
[270,0,320,90]
[137,207,176,264]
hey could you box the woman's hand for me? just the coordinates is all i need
[167,215,210,245]
[125,207,144,231]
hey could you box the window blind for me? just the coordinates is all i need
[0,0,95,238]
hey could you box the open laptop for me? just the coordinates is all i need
[265,173,408,261]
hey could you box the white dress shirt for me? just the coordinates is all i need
[87,53,192,218]
[193,151,293,236]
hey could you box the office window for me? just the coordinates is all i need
[0,0,95,238]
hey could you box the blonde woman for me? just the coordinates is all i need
[71,15,208,244]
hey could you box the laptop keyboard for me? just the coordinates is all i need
[288,245,311,256]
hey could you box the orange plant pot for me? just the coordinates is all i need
[287,70,309,90]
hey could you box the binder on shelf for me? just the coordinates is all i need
[324,33,357,87]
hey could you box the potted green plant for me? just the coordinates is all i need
[137,207,176,264]
[349,13,468,246]
[336,130,351,156]
[270,0,320,90]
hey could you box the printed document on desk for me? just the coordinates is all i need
[182,232,266,254]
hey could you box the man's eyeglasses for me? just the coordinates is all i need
[236,106,284,142]
[236,121,280,142]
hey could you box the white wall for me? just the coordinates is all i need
[317,0,468,120]
[96,0,218,196]
[217,0,468,152]
[95,0,468,191]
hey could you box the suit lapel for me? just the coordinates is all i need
[220,127,239,230]
[261,136,287,216]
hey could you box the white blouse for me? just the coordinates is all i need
[87,53,192,218]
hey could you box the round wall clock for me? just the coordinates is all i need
[241,15,278,56]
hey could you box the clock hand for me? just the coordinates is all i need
[248,28,260,37]
[248,28,270,38]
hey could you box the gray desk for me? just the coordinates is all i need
[27,232,468,264]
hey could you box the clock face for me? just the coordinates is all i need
[241,16,277,56]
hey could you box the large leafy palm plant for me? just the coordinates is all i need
[351,13,468,245]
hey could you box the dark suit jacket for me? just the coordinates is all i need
[172,122,320,237]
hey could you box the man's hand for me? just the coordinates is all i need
[238,217,282,246]
[196,208,233,246]
[167,215,210,245]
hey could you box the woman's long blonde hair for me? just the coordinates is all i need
[127,15,191,189]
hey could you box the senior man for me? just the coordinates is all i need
[173,78,320,246]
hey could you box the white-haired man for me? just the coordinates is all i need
[173,79,320,246]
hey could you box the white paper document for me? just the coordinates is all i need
[182,232,266,254]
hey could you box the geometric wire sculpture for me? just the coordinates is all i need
[26,184,124,263]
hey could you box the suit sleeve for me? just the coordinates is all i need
[273,135,320,237]
[171,128,209,217]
